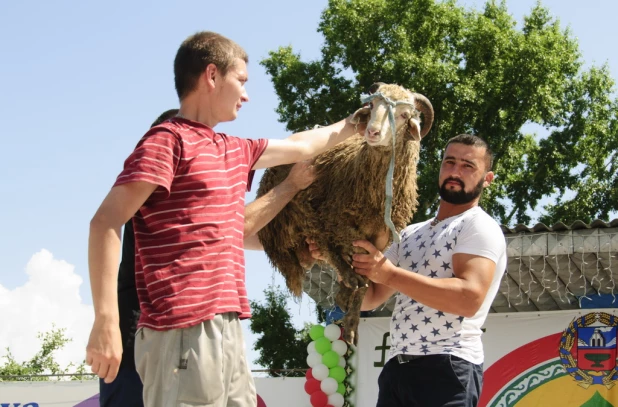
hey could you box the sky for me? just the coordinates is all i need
[0,0,616,373]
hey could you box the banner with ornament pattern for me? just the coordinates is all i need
[352,309,618,407]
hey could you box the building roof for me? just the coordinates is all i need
[303,219,618,317]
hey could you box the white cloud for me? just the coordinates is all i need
[0,249,319,376]
[0,249,93,372]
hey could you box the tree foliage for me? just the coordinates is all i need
[0,327,87,381]
[249,286,314,377]
[262,0,618,226]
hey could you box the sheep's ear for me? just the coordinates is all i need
[406,118,422,141]
[350,106,371,124]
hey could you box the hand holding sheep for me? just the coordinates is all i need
[285,160,316,191]
[309,239,394,285]
[351,240,395,285]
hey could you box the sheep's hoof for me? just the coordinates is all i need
[343,329,355,345]
[346,281,361,291]
[344,254,353,265]
[340,276,356,290]
[340,273,367,291]
[351,275,368,291]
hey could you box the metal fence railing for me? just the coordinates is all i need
[0,368,308,381]
[0,373,98,382]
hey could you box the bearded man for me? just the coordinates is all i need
[351,134,507,407]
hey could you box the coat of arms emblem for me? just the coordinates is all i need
[560,312,618,388]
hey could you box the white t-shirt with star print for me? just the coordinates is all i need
[383,206,506,365]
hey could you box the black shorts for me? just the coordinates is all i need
[376,354,483,407]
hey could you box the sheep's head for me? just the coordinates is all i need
[351,83,434,147]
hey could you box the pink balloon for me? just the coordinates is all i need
[310,391,328,407]
[304,378,321,395]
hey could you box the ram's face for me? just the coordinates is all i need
[364,98,416,147]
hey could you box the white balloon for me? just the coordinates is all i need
[324,323,341,341]
[331,339,348,356]
[312,363,330,381]
[338,356,346,367]
[307,341,317,354]
[328,392,345,407]
[306,352,321,368]
[320,377,339,395]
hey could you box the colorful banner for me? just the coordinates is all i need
[0,381,98,406]
[482,310,618,407]
[0,377,308,407]
[352,309,618,407]
[4,310,618,407]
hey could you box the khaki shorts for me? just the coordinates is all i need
[135,312,256,407]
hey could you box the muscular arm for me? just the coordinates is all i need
[253,119,362,169]
[352,240,496,317]
[87,181,157,383]
[244,161,315,250]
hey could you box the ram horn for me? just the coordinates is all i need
[413,93,434,138]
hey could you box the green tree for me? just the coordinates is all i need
[249,286,317,377]
[262,0,618,226]
[0,327,87,381]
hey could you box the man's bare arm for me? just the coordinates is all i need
[244,161,315,249]
[87,181,157,383]
[361,282,397,311]
[253,118,363,169]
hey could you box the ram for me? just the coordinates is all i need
[257,83,433,343]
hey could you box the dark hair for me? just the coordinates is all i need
[445,134,494,171]
[173,31,248,100]
[150,109,179,128]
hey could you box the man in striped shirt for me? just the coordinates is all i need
[86,31,362,406]
[99,109,315,407]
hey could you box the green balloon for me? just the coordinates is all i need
[322,350,339,368]
[329,366,346,383]
[314,337,332,354]
[337,383,346,395]
[309,325,325,340]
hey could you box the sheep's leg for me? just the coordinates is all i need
[335,284,354,312]
[296,243,316,271]
[338,262,367,290]
[342,286,368,345]
[329,251,368,290]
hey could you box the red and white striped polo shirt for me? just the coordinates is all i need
[114,117,268,330]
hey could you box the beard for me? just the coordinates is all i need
[439,177,485,205]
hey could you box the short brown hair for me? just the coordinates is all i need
[173,31,248,100]
[445,134,494,171]
[150,109,179,128]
